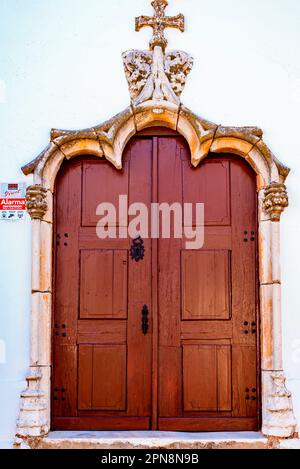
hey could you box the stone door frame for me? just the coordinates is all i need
[17,103,297,442]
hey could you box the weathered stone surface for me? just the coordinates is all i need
[39,221,53,293]
[43,190,53,224]
[134,100,179,131]
[258,220,272,285]
[60,138,103,161]
[246,147,270,188]
[135,0,184,52]
[210,137,253,156]
[123,47,193,106]
[215,125,262,145]
[263,182,289,222]
[16,369,48,439]
[34,431,270,450]
[255,140,290,183]
[123,2,192,107]
[258,189,271,222]
[260,284,275,371]
[262,370,297,438]
[26,185,48,220]
[41,148,65,192]
[30,293,52,367]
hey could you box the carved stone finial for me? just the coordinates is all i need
[136,0,184,51]
[263,182,289,222]
[26,185,48,220]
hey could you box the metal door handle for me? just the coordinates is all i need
[141,305,149,335]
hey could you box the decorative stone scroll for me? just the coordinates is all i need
[26,185,48,220]
[263,182,289,222]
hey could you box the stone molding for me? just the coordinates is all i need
[21,104,290,188]
[263,182,289,222]
[26,185,48,220]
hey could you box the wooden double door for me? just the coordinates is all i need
[52,130,260,431]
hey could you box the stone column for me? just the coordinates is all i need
[16,185,51,439]
[260,182,297,438]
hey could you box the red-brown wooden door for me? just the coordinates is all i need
[52,131,259,431]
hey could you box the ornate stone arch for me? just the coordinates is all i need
[16,0,296,445]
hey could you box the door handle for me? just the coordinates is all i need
[141,305,149,335]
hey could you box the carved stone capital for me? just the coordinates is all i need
[26,185,48,220]
[16,369,48,438]
[262,370,297,438]
[263,182,289,222]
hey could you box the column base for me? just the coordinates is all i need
[16,368,49,439]
[262,370,297,438]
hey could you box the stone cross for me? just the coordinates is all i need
[135,0,184,51]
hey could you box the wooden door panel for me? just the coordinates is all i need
[122,139,153,418]
[158,417,258,432]
[158,346,182,418]
[53,147,153,430]
[183,159,231,226]
[181,321,232,340]
[231,160,257,346]
[183,343,232,412]
[157,150,258,430]
[183,344,217,411]
[127,239,152,417]
[82,161,129,227]
[182,250,231,320]
[53,139,259,432]
[79,250,128,319]
[77,319,126,344]
[54,159,82,346]
[78,345,126,411]
[52,345,78,417]
[232,345,258,417]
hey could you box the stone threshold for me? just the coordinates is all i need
[32,431,275,450]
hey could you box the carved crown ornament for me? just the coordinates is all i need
[21,0,290,223]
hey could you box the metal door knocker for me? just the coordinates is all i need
[130,236,145,262]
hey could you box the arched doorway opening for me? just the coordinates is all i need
[18,104,296,441]
[51,128,260,431]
